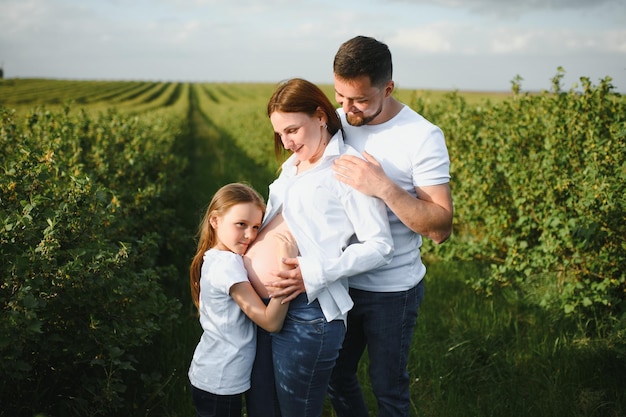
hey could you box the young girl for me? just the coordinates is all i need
[188,182,297,417]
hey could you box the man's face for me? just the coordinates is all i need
[334,74,386,126]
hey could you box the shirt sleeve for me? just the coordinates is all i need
[299,184,394,301]
[212,252,250,293]
[412,125,450,187]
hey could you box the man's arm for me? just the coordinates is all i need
[333,151,453,244]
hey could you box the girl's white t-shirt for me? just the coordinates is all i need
[188,249,256,395]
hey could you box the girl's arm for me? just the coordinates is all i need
[231,233,297,332]
[230,282,287,332]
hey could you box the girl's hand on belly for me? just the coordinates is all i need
[265,232,299,294]
[244,213,299,298]
[267,233,305,303]
[275,232,299,270]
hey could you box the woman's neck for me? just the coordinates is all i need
[296,129,332,174]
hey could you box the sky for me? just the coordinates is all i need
[1,0,625,93]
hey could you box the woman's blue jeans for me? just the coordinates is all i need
[247,294,345,417]
[327,281,425,417]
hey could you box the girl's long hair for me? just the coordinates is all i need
[189,183,265,311]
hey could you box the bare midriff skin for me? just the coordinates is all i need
[243,213,295,298]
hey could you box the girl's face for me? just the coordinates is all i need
[210,202,263,255]
[270,110,327,165]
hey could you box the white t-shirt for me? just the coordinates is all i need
[339,105,450,292]
[263,131,394,323]
[188,249,256,395]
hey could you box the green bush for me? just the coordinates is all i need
[0,106,186,416]
[419,71,626,329]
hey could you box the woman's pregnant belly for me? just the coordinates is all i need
[243,213,290,298]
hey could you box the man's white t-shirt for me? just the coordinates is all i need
[339,105,451,292]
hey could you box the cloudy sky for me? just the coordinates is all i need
[2,0,625,92]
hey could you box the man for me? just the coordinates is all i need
[327,35,453,417]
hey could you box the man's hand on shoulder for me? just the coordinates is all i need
[332,151,392,198]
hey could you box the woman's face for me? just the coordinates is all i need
[270,110,326,165]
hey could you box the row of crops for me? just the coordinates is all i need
[1,74,625,416]
[2,79,199,416]
[1,78,297,416]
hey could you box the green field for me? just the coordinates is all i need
[1,77,624,417]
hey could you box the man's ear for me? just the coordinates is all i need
[384,80,395,98]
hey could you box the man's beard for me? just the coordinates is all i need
[346,102,383,126]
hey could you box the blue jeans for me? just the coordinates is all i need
[191,385,242,417]
[328,281,425,417]
[246,317,281,417]
[272,293,346,417]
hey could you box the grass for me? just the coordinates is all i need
[344,259,626,417]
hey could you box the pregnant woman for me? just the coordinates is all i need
[243,78,394,417]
